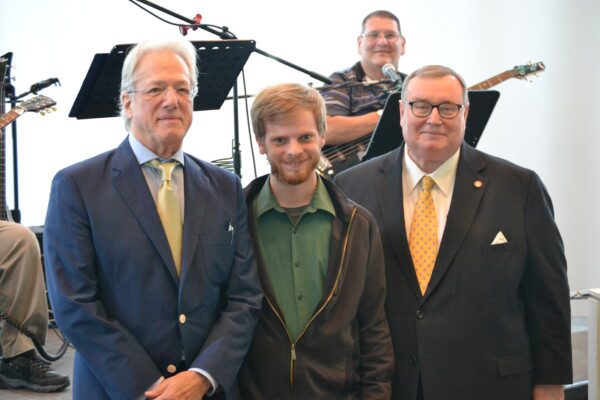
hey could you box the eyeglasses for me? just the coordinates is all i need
[127,85,196,101]
[361,31,402,42]
[404,101,464,119]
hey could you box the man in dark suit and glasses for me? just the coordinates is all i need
[334,64,572,400]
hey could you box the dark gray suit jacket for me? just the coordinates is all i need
[335,143,572,400]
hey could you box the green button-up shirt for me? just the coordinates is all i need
[253,176,336,342]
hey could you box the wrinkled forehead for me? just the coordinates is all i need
[404,75,465,103]
[133,51,191,84]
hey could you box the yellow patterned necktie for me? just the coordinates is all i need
[409,175,438,294]
[148,159,183,276]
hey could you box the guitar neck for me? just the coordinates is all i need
[0,52,13,222]
[0,111,13,221]
[468,70,518,90]
[0,148,7,222]
[0,96,55,221]
[0,106,25,131]
[0,106,24,221]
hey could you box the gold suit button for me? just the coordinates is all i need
[167,364,177,374]
[179,314,187,324]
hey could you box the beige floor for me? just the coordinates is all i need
[1,318,589,399]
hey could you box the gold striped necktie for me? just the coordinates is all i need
[148,159,183,276]
[409,175,438,294]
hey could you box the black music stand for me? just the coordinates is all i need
[70,40,255,176]
[363,90,500,161]
[70,40,255,118]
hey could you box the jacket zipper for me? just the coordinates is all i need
[263,295,295,396]
[264,206,357,398]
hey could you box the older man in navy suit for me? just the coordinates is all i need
[44,39,262,400]
[335,65,572,400]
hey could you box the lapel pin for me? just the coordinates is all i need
[473,180,483,188]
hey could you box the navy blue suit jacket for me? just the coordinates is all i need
[44,139,262,399]
[335,143,572,400]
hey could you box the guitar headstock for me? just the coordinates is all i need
[512,62,545,80]
[19,95,56,115]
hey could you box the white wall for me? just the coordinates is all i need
[2,0,599,314]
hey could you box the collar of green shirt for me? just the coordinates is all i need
[255,175,336,218]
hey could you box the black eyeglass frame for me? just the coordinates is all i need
[404,100,464,119]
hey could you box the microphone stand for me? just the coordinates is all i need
[130,0,332,177]
[316,79,396,92]
[131,0,332,84]
[14,78,61,100]
[225,79,397,101]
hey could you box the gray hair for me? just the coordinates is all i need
[401,65,469,105]
[119,39,198,130]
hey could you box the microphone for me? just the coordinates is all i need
[382,63,402,84]
[30,78,60,94]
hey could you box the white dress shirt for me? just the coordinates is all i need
[402,146,460,247]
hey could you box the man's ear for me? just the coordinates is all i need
[318,134,325,150]
[461,104,470,130]
[256,137,266,155]
[121,92,133,118]
[357,35,364,56]
[399,36,406,56]
[399,99,406,121]
[463,104,470,120]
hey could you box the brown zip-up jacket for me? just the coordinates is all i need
[239,175,393,399]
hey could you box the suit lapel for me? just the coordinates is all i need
[179,154,208,282]
[424,144,487,300]
[110,139,179,284]
[375,147,423,300]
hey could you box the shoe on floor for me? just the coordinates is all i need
[0,351,70,392]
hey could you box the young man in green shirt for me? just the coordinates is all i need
[239,83,393,399]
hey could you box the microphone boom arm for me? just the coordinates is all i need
[130,0,332,84]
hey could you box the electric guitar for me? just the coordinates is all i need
[1,52,13,222]
[0,95,56,131]
[0,94,56,221]
[467,62,545,90]
[319,61,546,177]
